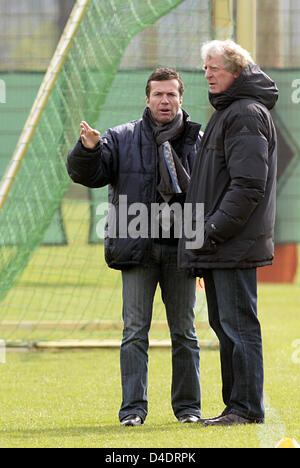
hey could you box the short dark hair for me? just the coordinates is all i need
[146,67,184,98]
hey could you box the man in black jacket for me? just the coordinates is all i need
[67,68,202,426]
[179,40,278,426]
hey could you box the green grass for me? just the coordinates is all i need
[0,282,299,448]
[0,198,214,345]
[0,199,299,447]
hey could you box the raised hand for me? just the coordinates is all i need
[80,121,101,149]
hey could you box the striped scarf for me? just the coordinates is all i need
[143,107,191,202]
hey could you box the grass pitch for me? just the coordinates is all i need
[0,282,299,448]
[0,199,299,447]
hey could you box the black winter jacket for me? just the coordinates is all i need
[67,110,202,270]
[178,64,278,272]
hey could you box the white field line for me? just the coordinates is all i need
[258,394,286,448]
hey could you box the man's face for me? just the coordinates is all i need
[204,55,239,94]
[146,79,183,125]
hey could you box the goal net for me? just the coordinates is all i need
[0,0,234,348]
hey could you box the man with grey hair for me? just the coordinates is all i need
[179,40,278,426]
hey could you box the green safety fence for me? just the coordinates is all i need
[0,0,299,346]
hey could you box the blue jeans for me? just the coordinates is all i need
[119,243,201,422]
[203,268,265,422]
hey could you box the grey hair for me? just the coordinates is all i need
[201,39,254,74]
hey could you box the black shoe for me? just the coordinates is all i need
[198,410,229,424]
[197,415,223,424]
[178,414,201,423]
[120,414,143,426]
[202,412,263,427]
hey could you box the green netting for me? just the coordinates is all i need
[0,0,299,346]
[0,0,216,346]
[0,0,188,291]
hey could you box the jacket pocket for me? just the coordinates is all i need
[193,233,218,255]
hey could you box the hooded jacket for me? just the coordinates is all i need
[178,63,279,273]
[67,109,202,270]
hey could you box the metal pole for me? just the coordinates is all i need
[236,0,257,61]
[213,0,234,40]
[0,0,91,211]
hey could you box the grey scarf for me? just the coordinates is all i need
[144,107,191,202]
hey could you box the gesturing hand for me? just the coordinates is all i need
[80,121,101,149]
